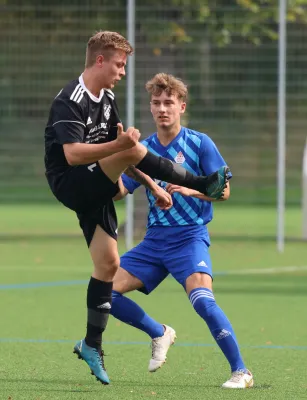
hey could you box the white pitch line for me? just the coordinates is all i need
[1,265,307,276]
[221,265,307,275]
[0,265,90,271]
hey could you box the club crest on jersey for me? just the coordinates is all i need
[104,104,111,120]
[174,151,185,164]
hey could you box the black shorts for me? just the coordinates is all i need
[48,162,119,245]
[77,200,118,247]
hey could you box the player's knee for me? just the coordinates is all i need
[186,272,212,293]
[106,253,120,266]
[107,255,120,276]
[123,142,147,164]
[112,269,141,293]
[94,253,120,279]
[189,287,216,319]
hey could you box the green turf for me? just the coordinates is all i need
[1,204,307,399]
[0,201,126,237]
[211,203,303,238]
[0,202,303,239]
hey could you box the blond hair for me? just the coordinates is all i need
[85,31,133,68]
[145,73,188,102]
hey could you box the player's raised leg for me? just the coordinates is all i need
[98,124,229,198]
[74,225,119,385]
[186,272,253,389]
[110,266,176,372]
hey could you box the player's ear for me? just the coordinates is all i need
[96,54,105,67]
[181,102,186,114]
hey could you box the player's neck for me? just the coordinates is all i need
[82,69,103,98]
[157,124,181,147]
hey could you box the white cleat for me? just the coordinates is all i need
[222,369,254,389]
[148,325,176,372]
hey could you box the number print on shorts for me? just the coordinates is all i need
[87,163,97,172]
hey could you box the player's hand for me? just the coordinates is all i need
[151,185,173,210]
[165,184,192,197]
[116,123,140,150]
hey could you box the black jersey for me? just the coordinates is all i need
[44,74,121,179]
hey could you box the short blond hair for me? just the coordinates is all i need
[145,73,188,102]
[85,31,133,68]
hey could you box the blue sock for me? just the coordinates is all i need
[111,290,164,339]
[189,287,246,372]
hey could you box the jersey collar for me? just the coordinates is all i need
[154,126,185,152]
[79,74,104,103]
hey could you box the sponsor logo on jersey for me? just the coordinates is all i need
[89,122,108,134]
[85,122,109,143]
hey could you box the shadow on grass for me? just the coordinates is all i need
[0,377,93,384]
[0,377,205,388]
[111,380,273,391]
[0,378,274,395]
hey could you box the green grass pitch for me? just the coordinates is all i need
[0,202,307,399]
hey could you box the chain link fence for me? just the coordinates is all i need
[1,2,306,219]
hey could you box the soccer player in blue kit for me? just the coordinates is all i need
[112,73,254,389]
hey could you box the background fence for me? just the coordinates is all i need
[1,1,306,236]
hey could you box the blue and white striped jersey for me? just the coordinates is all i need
[122,127,230,237]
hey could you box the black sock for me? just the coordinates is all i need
[85,277,113,353]
[136,151,208,193]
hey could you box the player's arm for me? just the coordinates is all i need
[64,141,124,166]
[197,133,231,201]
[125,166,173,210]
[165,181,230,201]
[124,166,157,192]
[112,167,155,201]
[52,98,124,165]
[113,176,129,201]
[112,168,173,210]
[166,134,231,201]
[64,124,139,166]
[198,181,230,201]
[187,182,230,201]
[52,96,139,165]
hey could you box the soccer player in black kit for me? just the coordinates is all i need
[44,31,229,385]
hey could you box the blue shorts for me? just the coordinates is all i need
[120,226,212,294]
